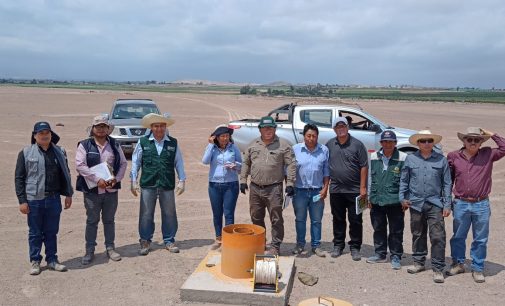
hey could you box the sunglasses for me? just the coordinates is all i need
[417,139,434,144]
[465,137,482,144]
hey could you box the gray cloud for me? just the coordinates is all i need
[1,0,504,87]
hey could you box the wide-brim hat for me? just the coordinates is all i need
[409,130,442,146]
[141,113,175,128]
[212,125,234,137]
[31,121,60,144]
[457,127,490,143]
[258,116,277,128]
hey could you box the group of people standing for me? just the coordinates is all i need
[15,111,505,286]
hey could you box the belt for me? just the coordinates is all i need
[455,196,488,203]
[296,187,322,191]
[251,182,282,189]
[44,191,59,198]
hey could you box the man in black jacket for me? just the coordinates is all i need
[15,122,73,275]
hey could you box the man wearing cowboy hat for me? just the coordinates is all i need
[446,127,505,283]
[130,113,186,255]
[399,130,452,283]
[15,122,73,275]
[75,114,128,265]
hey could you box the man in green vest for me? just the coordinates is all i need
[130,113,186,255]
[366,130,407,270]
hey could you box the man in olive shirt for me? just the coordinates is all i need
[326,117,368,261]
[240,116,296,255]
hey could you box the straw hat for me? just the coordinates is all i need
[457,127,490,143]
[141,113,175,128]
[409,130,442,145]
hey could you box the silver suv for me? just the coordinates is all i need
[108,99,160,154]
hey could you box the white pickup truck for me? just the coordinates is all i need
[228,103,422,154]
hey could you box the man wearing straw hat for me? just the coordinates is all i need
[76,114,128,265]
[445,127,505,283]
[130,113,186,255]
[399,130,452,283]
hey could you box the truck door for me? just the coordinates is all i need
[339,110,381,154]
[297,108,334,145]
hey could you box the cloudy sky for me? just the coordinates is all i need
[1,0,505,88]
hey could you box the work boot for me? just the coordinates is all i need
[292,244,304,255]
[139,240,150,256]
[30,261,41,276]
[265,246,280,256]
[407,263,426,274]
[165,242,180,253]
[366,254,387,264]
[312,247,326,258]
[446,263,465,276]
[210,237,222,250]
[330,246,343,258]
[106,247,122,261]
[433,271,445,283]
[472,271,485,283]
[81,250,94,265]
[47,261,68,272]
[350,249,361,261]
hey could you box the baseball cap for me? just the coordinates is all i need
[380,130,397,141]
[333,117,348,127]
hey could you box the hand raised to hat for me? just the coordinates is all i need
[208,135,216,144]
[480,128,494,137]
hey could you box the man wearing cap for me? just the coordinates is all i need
[366,130,407,270]
[76,114,128,265]
[240,116,296,255]
[446,127,505,283]
[131,113,186,255]
[326,117,368,261]
[399,130,452,283]
[15,122,73,275]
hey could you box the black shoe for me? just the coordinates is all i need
[330,246,343,258]
[350,249,361,261]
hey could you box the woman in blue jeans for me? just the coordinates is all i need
[202,126,242,249]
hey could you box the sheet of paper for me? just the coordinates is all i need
[84,162,114,189]
[282,193,292,210]
[355,195,368,215]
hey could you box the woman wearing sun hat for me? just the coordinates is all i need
[202,125,242,249]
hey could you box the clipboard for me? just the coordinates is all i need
[355,195,368,215]
[84,162,115,189]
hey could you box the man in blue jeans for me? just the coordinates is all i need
[15,122,73,275]
[446,127,505,283]
[292,124,329,257]
[131,113,186,255]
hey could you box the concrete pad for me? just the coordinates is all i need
[180,251,296,306]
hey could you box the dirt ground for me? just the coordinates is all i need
[1,86,504,306]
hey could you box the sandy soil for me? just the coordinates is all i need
[1,86,504,306]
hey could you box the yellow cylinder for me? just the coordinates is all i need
[221,224,265,278]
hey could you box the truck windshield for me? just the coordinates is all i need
[112,104,160,119]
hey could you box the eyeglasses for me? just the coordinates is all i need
[418,139,434,144]
[465,137,482,144]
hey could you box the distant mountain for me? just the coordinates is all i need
[171,79,261,86]
[264,81,292,87]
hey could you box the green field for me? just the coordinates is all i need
[3,83,505,103]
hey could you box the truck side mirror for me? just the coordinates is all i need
[369,124,382,133]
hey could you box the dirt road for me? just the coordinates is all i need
[1,86,504,305]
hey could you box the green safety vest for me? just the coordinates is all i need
[369,149,407,206]
[139,136,177,190]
